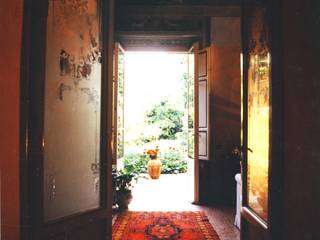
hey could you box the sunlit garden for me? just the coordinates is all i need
[116,52,192,176]
[123,100,188,174]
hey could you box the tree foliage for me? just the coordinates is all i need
[145,100,183,140]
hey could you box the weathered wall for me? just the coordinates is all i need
[0,0,24,239]
[201,17,241,205]
[282,0,320,239]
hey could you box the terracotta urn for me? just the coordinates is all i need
[147,154,162,179]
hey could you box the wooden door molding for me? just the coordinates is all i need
[198,48,210,161]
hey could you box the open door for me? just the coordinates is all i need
[21,0,113,239]
[241,3,282,240]
[188,43,210,204]
[187,43,198,204]
[113,43,125,166]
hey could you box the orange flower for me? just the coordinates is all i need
[145,147,160,159]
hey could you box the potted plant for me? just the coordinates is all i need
[114,169,139,210]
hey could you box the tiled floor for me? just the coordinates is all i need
[128,173,240,240]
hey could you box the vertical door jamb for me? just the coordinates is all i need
[191,43,200,204]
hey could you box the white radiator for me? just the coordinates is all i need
[234,173,241,229]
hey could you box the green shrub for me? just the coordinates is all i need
[145,100,183,140]
[159,149,187,174]
[123,153,149,174]
[123,149,188,174]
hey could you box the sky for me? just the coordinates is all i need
[123,52,188,144]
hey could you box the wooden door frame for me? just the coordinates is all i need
[111,44,200,207]
[187,43,200,204]
[19,0,114,239]
[113,42,125,166]
[112,43,119,165]
[240,1,283,239]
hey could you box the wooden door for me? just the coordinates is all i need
[112,43,125,165]
[187,43,200,204]
[20,0,113,239]
[241,2,283,240]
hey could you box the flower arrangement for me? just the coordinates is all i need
[144,146,159,160]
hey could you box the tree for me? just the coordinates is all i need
[145,100,183,140]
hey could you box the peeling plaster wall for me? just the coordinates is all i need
[0,0,24,239]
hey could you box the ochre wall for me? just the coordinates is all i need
[201,17,241,205]
[0,0,24,239]
[282,0,320,239]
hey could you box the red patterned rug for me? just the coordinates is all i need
[112,211,220,240]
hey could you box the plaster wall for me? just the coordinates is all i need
[0,0,24,239]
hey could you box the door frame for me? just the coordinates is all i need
[19,0,114,239]
[241,1,283,239]
[111,44,201,207]
[187,43,200,204]
[112,42,126,166]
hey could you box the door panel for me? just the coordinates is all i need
[198,131,208,157]
[247,52,270,222]
[68,221,106,240]
[199,81,208,128]
[198,49,210,161]
[43,0,102,222]
[241,2,282,239]
[187,44,210,203]
[22,0,112,239]
[242,5,271,238]
[198,51,207,78]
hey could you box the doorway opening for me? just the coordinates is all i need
[114,36,240,239]
[111,41,241,238]
[113,50,196,210]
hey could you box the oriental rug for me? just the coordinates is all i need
[112,211,220,240]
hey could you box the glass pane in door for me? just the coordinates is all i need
[43,0,102,221]
[247,53,271,222]
[188,51,195,159]
[117,49,125,159]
